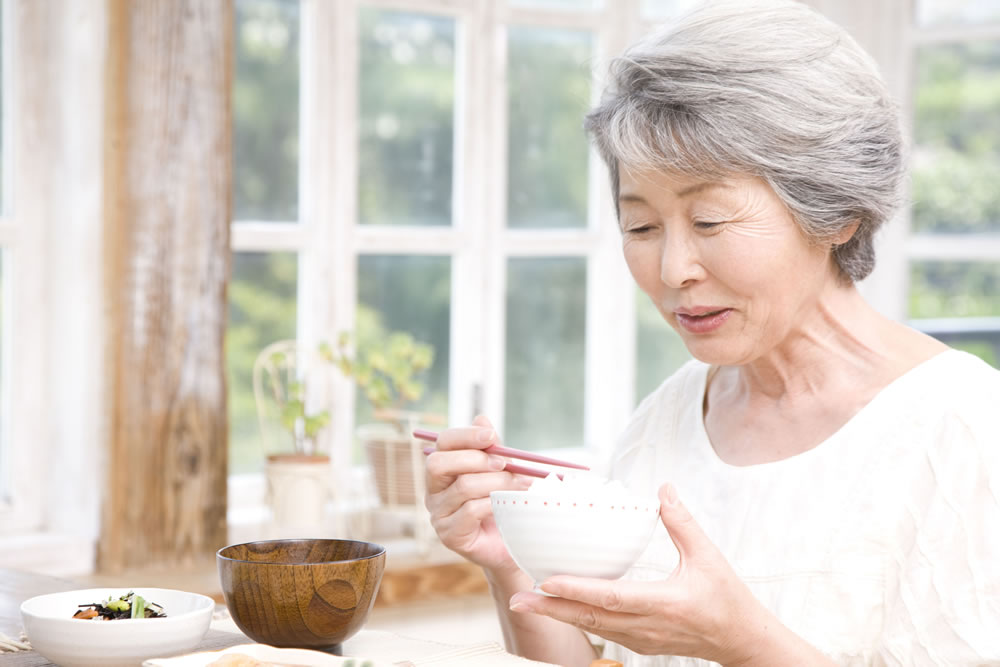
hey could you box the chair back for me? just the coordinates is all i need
[252,339,300,453]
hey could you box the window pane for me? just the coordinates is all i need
[509,0,601,10]
[910,261,1000,318]
[359,9,455,227]
[916,0,1000,27]
[227,252,298,474]
[507,27,593,229]
[505,257,585,450]
[640,0,702,21]
[636,288,690,402]
[913,40,1000,234]
[355,255,450,446]
[910,261,1000,367]
[234,0,299,221]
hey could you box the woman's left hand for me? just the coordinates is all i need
[507,483,772,664]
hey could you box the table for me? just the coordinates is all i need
[0,568,555,666]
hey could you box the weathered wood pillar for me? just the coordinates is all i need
[100,0,232,571]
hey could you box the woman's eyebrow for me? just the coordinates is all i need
[618,193,647,205]
[619,181,735,204]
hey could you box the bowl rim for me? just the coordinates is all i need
[489,489,660,509]
[20,587,215,624]
[216,538,386,565]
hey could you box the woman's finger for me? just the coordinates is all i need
[537,576,665,616]
[425,448,508,494]
[427,470,530,517]
[430,496,496,543]
[508,590,640,635]
[435,415,500,453]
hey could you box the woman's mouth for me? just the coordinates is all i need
[674,308,732,334]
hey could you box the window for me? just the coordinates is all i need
[909,1,1000,366]
[227,0,690,496]
[229,0,301,476]
[230,0,1000,502]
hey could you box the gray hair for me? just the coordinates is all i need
[584,0,905,282]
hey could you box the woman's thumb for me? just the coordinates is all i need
[658,483,708,558]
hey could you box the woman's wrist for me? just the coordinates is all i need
[722,605,836,667]
[483,563,533,601]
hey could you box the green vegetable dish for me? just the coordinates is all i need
[72,592,166,620]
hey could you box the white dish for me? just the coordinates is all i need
[21,587,214,667]
[490,489,660,584]
[143,643,387,666]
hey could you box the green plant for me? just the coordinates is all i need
[265,347,329,456]
[320,329,435,431]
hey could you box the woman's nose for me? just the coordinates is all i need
[659,233,704,288]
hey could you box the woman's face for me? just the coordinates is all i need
[619,168,842,366]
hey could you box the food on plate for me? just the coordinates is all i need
[72,591,166,620]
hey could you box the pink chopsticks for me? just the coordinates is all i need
[414,428,589,480]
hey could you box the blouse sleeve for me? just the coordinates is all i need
[875,408,1000,666]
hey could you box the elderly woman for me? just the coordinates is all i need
[424,1,1000,665]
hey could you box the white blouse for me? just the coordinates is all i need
[601,350,1000,666]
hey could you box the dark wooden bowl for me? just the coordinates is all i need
[217,539,386,653]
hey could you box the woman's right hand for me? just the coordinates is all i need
[424,415,533,575]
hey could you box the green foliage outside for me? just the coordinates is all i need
[233,0,299,221]
[909,262,1000,319]
[912,39,1000,234]
[226,252,297,473]
[355,256,450,458]
[507,26,593,229]
[358,8,454,227]
[910,38,1000,370]
[504,258,586,450]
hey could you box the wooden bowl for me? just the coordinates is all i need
[217,539,386,653]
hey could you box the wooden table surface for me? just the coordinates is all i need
[0,567,247,666]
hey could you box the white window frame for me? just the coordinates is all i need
[230,0,667,509]
[234,0,1000,513]
[905,16,1000,297]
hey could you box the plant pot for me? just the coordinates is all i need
[265,454,331,535]
[357,424,423,507]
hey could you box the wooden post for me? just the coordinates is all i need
[99,0,232,571]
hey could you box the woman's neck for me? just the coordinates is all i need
[703,284,947,466]
[732,284,892,401]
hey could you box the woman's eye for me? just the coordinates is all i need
[694,220,725,230]
[625,224,656,235]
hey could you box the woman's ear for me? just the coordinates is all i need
[833,220,861,247]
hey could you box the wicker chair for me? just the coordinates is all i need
[356,408,446,555]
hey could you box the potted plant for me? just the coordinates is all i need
[321,328,437,508]
[253,340,333,534]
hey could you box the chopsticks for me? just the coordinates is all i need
[414,428,589,480]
